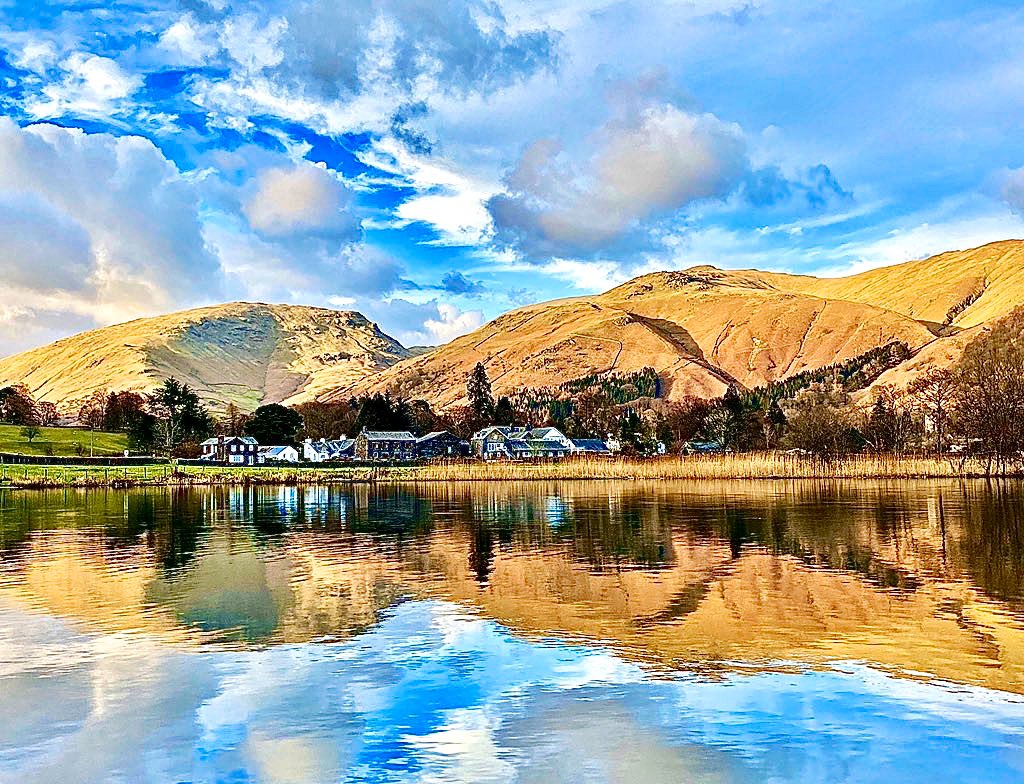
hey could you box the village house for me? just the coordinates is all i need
[415,431,471,459]
[200,435,260,465]
[355,430,417,461]
[303,438,356,462]
[472,426,526,460]
[472,426,606,460]
[258,445,300,464]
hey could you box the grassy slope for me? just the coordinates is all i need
[0,424,129,456]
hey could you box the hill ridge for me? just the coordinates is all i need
[0,301,408,412]
[330,240,1024,408]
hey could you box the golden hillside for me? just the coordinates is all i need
[333,240,1024,408]
[759,239,1024,328]
[0,302,409,412]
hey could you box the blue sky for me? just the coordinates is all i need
[1,1,1024,354]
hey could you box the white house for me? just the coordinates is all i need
[470,426,580,460]
[303,438,356,462]
[259,445,300,464]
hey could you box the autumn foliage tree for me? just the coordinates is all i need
[0,384,38,425]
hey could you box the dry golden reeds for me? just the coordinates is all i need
[394,454,997,482]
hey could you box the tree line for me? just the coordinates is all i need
[4,305,1024,462]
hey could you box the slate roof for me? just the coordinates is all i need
[570,439,609,452]
[260,445,295,457]
[361,430,416,441]
[201,436,259,446]
[416,431,461,443]
[307,438,355,457]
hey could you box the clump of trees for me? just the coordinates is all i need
[72,379,212,456]
[0,384,39,426]
[17,305,1024,469]
[244,404,302,445]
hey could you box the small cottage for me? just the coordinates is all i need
[259,445,300,463]
[303,438,356,462]
[201,435,260,465]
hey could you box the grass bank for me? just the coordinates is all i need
[0,424,129,457]
[0,453,1006,488]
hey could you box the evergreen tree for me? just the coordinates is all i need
[148,377,213,454]
[245,404,303,445]
[492,396,516,426]
[467,363,495,421]
[355,394,413,432]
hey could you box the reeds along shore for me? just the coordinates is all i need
[0,453,1015,488]
[403,454,1001,481]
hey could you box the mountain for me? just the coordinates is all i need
[0,302,409,411]
[331,240,1024,408]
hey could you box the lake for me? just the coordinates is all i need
[1,480,1023,783]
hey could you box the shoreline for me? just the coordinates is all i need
[0,454,1018,489]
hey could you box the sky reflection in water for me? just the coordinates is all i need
[1,481,1024,783]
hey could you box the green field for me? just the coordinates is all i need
[0,424,130,456]
[0,463,380,487]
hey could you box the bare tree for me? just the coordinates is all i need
[78,389,107,430]
[782,383,860,458]
[953,309,1024,472]
[36,402,59,427]
[908,368,957,453]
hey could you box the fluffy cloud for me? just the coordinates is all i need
[156,14,219,67]
[488,103,747,258]
[423,303,485,343]
[242,163,358,238]
[0,192,92,292]
[25,52,141,119]
[0,119,222,346]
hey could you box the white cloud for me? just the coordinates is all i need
[242,164,358,238]
[359,136,499,246]
[539,259,633,292]
[187,0,556,138]
[0,119,223,353]
[157,15,220,67]
[10,39,59,73]
[25,52,142,119]
[423,303,485,343]
[488,102,748,257]
[220,14,288,73]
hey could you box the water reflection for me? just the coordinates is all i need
[2,481,1024,783]
[1,599,1023,784]
[0,481,1023,687]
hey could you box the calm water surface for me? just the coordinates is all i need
[1,480,1023,783]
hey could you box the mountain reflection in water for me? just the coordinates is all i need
[1,481,1023,783]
